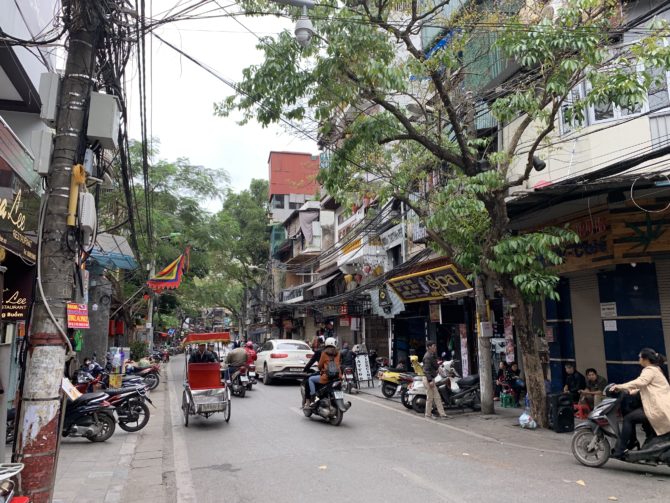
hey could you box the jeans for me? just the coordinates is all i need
[423,377,446,417]
[308,374,321,396]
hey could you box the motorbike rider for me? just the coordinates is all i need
[340,342,354,371]
[225,346,248,381]
[611,348,670,458]
[304,337,341,409]
[304,330,325,372]
[422,342,449,419]
[244,341,257,366]
[189,343,217,363]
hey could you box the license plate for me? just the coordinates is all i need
[334,391,344,399]
[240,376,249,382]
[248,372,256,377]
[289,368,303,372]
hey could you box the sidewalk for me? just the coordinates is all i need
[53,371,174,503]
[356,381,576,454]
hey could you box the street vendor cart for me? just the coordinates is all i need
[181,332,231,426]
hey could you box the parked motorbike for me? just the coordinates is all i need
[105,387,152,432]
[0,462,28,503]
[126,363,161,391]
[408,360,481,413]
[572,384,670,468]
[300,374,352,426]
[62,391,116,442]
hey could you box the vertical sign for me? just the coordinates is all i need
[504,315,515,364]
[66,303,90,329]
[459,323,469,377]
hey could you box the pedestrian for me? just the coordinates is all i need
[422,342,449,419]
[563,362,586,403]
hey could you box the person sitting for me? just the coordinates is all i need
[303,331,325,372]
[225,346,248,381]
[340,342,354,371]
[244,341,257,366]
[563,362,586,403]
[579,368,608,410]
[304,337,341,408]
[494,361,508,400]
[207,343,220,362]
[189,343,216,364]
[611,348,670,458]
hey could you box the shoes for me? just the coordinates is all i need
[425,415,436,420]
[611,450,627,460]
[438,414,452,419]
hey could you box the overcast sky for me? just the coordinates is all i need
[125,1,318,208]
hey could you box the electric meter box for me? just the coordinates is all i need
[32,129,54,176]
[87,92,120,150]
[38,72,60,127]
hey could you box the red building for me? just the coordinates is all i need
[268,151,320,224]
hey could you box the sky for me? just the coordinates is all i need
[125,1,318,209]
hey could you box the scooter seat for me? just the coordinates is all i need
[458,374,480,387]
[104,387,141,395]
[72,391,107,404]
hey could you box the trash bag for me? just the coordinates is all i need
[519,411,537,429]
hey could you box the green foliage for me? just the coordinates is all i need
[130,340,148,361]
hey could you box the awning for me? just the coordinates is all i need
[387,257,471,303]
[89,233,138,270]
[307,273,340,291]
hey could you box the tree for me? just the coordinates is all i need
[220,0,670,425]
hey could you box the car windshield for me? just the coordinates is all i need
[276,342,310,351]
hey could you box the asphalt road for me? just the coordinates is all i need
[166,355,670,503]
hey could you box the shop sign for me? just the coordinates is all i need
[340,316,351,327]
[67,302,90,329]
[380,224,403,250]
[2,255,35,320]
[459,324,469,377]
[0,183,38,264]
[600,302,617,318]
[388,264,471,303]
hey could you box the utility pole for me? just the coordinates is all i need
[474,275,494,415]
[12,2,102,501]
[146,261,155,350]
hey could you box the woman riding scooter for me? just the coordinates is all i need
[610,348,670,458]
[304,337,340,409]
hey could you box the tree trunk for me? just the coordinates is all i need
[503,283,548,427]
[474,275,494,414]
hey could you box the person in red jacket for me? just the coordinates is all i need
[244,341,257,366]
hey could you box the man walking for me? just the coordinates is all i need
[422,342,449,419]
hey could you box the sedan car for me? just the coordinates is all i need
[256,339,317,384]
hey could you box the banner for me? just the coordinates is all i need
[147,247,190,293]
[2,253,35,320]
[388,263,471,303]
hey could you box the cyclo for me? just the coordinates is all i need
[181,332,231,427]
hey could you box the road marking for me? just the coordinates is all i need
[167,365,198,503]
[392,467,459,503]
[348,393,569,456]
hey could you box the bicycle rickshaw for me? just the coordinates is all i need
[181,332,231,427]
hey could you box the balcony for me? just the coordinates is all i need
[280,284,305,304]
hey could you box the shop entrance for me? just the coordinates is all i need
[392,317,426,368]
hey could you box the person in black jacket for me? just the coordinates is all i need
[340,342,354,371]
[563,363,586,403]
[422,342,449,419]
[189,343,217,363]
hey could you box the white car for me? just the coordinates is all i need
[256,339,316,384]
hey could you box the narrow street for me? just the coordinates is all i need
[165,356,669,503]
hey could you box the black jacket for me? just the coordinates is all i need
[189,350,217,363]
[422,351,439,382]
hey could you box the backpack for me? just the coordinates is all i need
[326,356,339,379]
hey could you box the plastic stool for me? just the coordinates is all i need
[500,392,514,408]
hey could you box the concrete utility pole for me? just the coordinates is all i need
[474,275,494,415]
[13,2,102,501]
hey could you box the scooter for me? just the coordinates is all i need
[246,363,257,390]
[379,355,425,398]
[62,392,116,442]
[572,384,670,468]
[342,367,358,394]
[226,365,248,398]
[408,360,481,413]
[126,363,161,391]
[300,373,352,426]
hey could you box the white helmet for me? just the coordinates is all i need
[324,337,337,348]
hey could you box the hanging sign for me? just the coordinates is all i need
[388,264,471,303]
[67,302,90,329]
[459,324,469,377]
[429,302,442,323]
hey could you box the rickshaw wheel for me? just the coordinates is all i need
[224,394,231,423]
[182,390,190,427]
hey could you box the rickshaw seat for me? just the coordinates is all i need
[188,363,223,390]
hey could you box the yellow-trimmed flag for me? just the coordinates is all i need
[147,248,190,293]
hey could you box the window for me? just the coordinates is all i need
[289,202,302,209]
[559,84,586,135]
[648,65,670,113]
[276,342,311,350]
[271,195,285,209]
[262,341,273,352]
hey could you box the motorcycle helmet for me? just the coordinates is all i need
[245,341,254,348]
[324,337,337,348]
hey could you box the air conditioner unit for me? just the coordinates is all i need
[78,192,97,249]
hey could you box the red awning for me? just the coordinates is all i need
[182,332,231,345]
